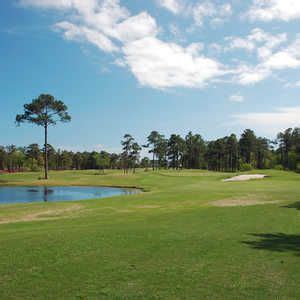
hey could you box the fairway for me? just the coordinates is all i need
[0,169,299,299]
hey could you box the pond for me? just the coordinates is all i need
[0,186,140,204]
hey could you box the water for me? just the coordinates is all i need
[0,186,140,204]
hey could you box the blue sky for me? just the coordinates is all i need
[1,0,300,153]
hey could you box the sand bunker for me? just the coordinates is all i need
[223,174,267,182]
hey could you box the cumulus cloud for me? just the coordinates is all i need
[235,65,271,85]
[247,0,300,22]
[114,12,158,43]
[231,106,300,135]
[122,37,224,89]
[227,30,300,85]
[156,0,232,27]
[226,28,287,60]
[55,21,119,52]
[158,0,182,14]
[19,0,74,9]
[192,2,232,27]
[18,0,300,90]
[19,0,228,89]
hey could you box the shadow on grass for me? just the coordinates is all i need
[243,233,300,256]
[282,202,300,210]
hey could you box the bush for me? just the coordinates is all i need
[274,164,284,170]
[30,165,41,172]
[296,164,300,173]
[240,163,252,171]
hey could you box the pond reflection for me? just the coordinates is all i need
[0,186,140,204]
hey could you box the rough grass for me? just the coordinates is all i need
[0,169,299,299]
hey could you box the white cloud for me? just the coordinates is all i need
[226,28,287,59]
[114,12,159,43]
[235,65,271,85]
[122,37,224,89]
[231,106,300,135]
[21,0,160,54]
[285,80,300,88]
[226,37,255,52]
[55,21,119,52]
[19,0,74,9]
[156,0,232,27]
[192,2,232,27]
[264,51,300,70]
[193,2,216,26]
[227,30,300,85]
[229,94,244,102]
[20,0,228,90]
[247,0,300,22]
[18,0,300,90]
[158,0,182,14]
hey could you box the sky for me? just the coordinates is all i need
[0,0,300,153]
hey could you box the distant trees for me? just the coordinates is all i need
[16,94,71,179]
[0,146,6,170]
[255,137,270,169]
[184,132,206,169]
[206,134,239,172]
[1,127,299,174]
[121,134,141,173]
[140,157,151,169]
[144,131,164,170]
[277,128,300,171]
[226,134,239,172]
[239,129,257,165]
[168,134,185,169]
[26,144,42,170]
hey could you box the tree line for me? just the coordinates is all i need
[1,128,299,173]
[12,94,299,179]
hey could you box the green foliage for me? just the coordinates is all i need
[2,126,299,174]
[140,157,151,169]
[121,134,141,173]
[16,94,71,127]
[144,131,167,170]
[239,129,257,164]
[274,164,284,170]
[16,94,71,179]
[168,134,185,169]
[240,163,253,171]
[277,128,300,171]
[184,132,206,169]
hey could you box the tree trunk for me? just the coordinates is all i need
[152,152,155,171]
[44,124,48,179]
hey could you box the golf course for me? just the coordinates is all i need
[0,169,299,299]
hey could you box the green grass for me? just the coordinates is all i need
[0,169,299,299]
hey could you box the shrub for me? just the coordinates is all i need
[240,163,252,171]
[274,164,284,170]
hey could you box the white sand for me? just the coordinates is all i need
[223,174,267,182]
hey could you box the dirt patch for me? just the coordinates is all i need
[223,174,267,182]
[0,204,83,225]
[212,199,279,207]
